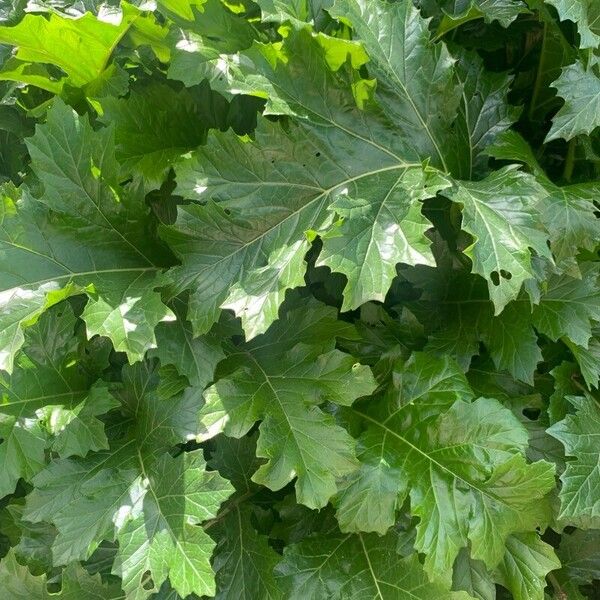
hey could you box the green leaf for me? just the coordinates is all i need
[2,98,175,365]
[452,549,495,600]
[211,505,282,599]
[0,305,112,496]
[438,0,529,29]
[546,61,600,142]
[412,268,542,383]
[486,131,600,275]
[0,548,122,599]
[451,49,521,179]
[494,532,560,600]
[329,0,461,173]
[40,384,119,459]
[545,0,600,49]
[548,395,600,528]
[99,81,210,188]
[275,530,472,600]
[531,264,600,347]
[255,0,333,28]
[557,529,600,586]
[149,297,224,389]
[317,167,450,311]
[566,330,600,389]
[336,352,555,583]
[24,361,234,598]
[446,166,552,313]
[0,2,141,89]
[200,347,376,508]
[162,19,450,336]
[114,449,233,599]
[198,300,376,509]
[165,0,255,89]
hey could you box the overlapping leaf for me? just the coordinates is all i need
[24,361,233,598]
[0,305,116,497]
[276,528,472,600]
[0,99,173,371]
[199,300,376,509]
[163,0,521,337]
[548,395,600,528]
[335,352,555,583]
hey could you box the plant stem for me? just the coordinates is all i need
[547,573,567,600]
[563,139,576,182]
[529,19,547,123]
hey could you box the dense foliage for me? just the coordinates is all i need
[0,0,599,598]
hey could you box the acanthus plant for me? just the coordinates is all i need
[0,0,599,598]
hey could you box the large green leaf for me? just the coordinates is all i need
[446,166,552,313]
[548,395,600,528]
[546,61,600,141]
[329,0,461,173]
[335,352,555,583]
[199,302,376,509]
[163,3,517,337]
[24,361,233,599]
[275,529,472,600]
[545,0,600,49]
[163,22,432,335]
[0,99,173,370]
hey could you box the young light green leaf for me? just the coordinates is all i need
[0,2,141,89]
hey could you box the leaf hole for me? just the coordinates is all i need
[490,271,500,286]
[315,152,321,157]
[522,407,540,421]
[141,571,154,591]
[500,269,512,281]
[224,208,231,215]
